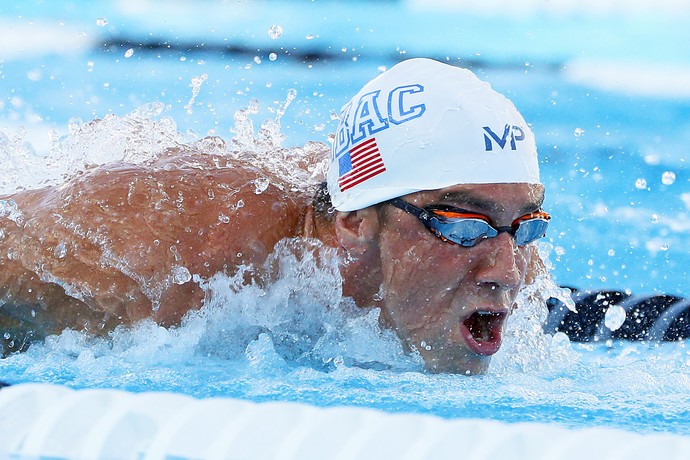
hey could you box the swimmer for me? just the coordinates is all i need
[0,58,548,374]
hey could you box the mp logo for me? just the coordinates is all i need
[483,124,526,151]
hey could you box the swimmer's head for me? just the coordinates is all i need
[327,58,540,212]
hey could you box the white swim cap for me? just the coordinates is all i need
[327,58,540,211]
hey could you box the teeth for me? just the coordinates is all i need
[475,311,501,317]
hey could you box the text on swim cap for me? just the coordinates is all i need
[483,125,526,151]
[333,84,427,159]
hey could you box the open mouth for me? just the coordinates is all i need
[460,310,508,356]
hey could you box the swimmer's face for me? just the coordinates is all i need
[373,183,544,374]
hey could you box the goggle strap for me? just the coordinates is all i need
[389,198,428,222]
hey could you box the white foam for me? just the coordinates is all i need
[0,19,96,61]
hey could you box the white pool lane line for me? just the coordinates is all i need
[1,382,689,460]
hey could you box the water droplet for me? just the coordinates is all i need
[96,17,108,27]
[551,331,570,349]
[218,213,230,224]
[651,214,659,224]
[54,242,67,259]
[124,48,134,58]
[269,53,277,61]
[254,56,262,64]
[247,99,259,114]
[172,266,192,285]
[635,178,647,189]
[660,242,670,251]
[574,127,585,137]
[306,34,314,40]
[604,305,626,331]
[662,171,676,185]
[268,24,283,39]
[0,199,25,226]
[236,199,245,209]
[67,117,83,134]
[373,285,384,302]
[3,332,10,340]
[254,177,270,194]
[607,249,615,256]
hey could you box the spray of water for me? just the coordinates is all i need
[0,103,187,195]
[491,242,579,375]
[0,95,576,381]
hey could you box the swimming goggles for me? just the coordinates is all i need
[387,198,550,247]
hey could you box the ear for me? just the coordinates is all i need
[334,207,381,256]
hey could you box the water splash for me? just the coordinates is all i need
[0,199,25,226]
[492,243,579,375]
[183,73,208,115]
[0,128,42,194]
[230,95,328,192]
[2,238,418,378]
[0,103,185,194]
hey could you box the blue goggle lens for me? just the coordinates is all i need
[429,214,549,247]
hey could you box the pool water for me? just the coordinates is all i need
[2,0,690,437]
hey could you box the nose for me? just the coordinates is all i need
[473,232,522,291]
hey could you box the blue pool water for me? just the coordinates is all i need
[2,0,690,437]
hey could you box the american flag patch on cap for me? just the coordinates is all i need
[337,137,386,192]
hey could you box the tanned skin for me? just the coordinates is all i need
[0,149,310,346]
